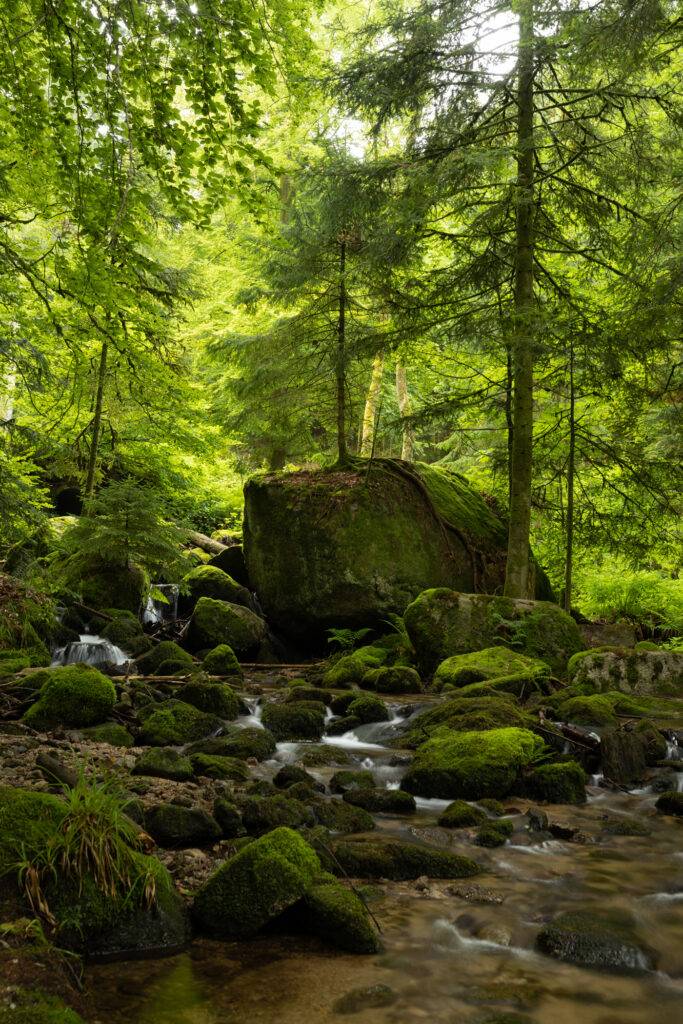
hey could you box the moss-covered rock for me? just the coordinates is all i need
[330,769,376,794]
[437,800,488,829]
[80,562,148,615]
[654,791,683,816]
[201,643,243,678]
[288,873,381,953]
[346,694,389,724]
[568,647,683,697]
[400,695,531,748]
[0,574,58,651]
[475,818,514,847]
[274,765,324,792]
[261,701,326,741]
[176,681,239,719]
[600,730,647,786]
[322,654,377,689]
[404,590,584,676]
[143,804,221,847]
[187,597,267,656]
[402,727,547,800]
[213,797,244,838]
[191,826,320,939]
[633,719,667,764]
[242,794,315,836]
[363,666,422,694]
[555,694,618,727]
[310,798,376,833]
[190,753,250,781]
[284,686,331,705]
[601,819,651,836]
[243,462,552,645]
[536,909,658,973]
[136,642,195,676]
[22,665,116,730]
[0,988,87,1024]
[100,615,144,650]
[326,715,360,736]
[79,722,134,746]
[188,727,276,762]
[520,762,587,804]
[300,745,352,767]
[133,747,194,782]
[433,647,551,691]
[343,788,416,814]
[208,543,249,586]
[137,699,223,746]
[181,564,242,608]
[328,837,480,880]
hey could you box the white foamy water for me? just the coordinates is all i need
[52,634,129,667]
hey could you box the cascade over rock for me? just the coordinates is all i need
[243,460,553,644]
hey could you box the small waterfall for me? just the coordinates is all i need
[52,634,130,667]
[239,698,265,730]
[142,583,179,626]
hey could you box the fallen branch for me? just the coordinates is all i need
[188,531,227,555]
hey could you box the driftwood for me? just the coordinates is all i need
[239,662,324,670]
[70,601,115,623]
[188,531,227,555]
[36,751,79,788]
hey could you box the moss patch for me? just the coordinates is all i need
[22,665,116,730]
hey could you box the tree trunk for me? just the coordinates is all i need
[564,337,575,613]
[360,350,384,455]
[84,339,108,504]
[504,0,536,599]
[336,239,347,464]
[505,343,514,503]
[395,359,415,461]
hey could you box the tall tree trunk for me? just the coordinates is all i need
[360,349,384,455]
[336,239,347,464]
[395,359,415,461]
[564,337,575,614]
[84,339,108,504]
[505,0,536,599]
[505,343,514,504]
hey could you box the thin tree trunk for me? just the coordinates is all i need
[505,343,514,503]
[564,338,575,614]
[360,350,384,456]
[505,0,536,599]
[395,360,415,461]
[84,339,108,504]
[336,239,347,464]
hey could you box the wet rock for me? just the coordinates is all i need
[274,764,325,793]
[22,665,117,730]
[286,873,381,954]
[187,727,276,762]
[176,681,240,720]
[242,794,315,836]
[601,819,651,836]
[555,694,618,727]
[137,700,223,747]
[519,761,587,805]
[601,730,647,786]
[191,826,320,940]
[437,800,487,829]
[343,787,416,814]
[79,722,134,747]
[536,909,658,973]
[189,754,249,781]
[284,686,331,705]
[310,798,376,834]
[345,694,389,724]
[212,797,244,838]
[632,719,667,764]
[300,745,352,767]
[478,922,512,946]
[136,642,195,675]
[400,696,532,749]
[445,882,504,904]
[526,807,548,831]
[326,715,361,736]
[332,983,397,1014]
[186,597,267,656]
[475,819,514,847]
[328,837,480,880]
[180,564,242,609]
[330,769,375,794]
[201,643,243,678]
[363,666,422,694]
[208,543,249,586]
[132,747,194,782]
[547,822,588,843]
[143,804,222,847]
[261,701,326,741]
[655,791,683,816]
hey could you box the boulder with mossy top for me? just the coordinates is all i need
[242,794,315,836]
[143,803,221,847]
[22,665,116,730]
[536,909,658,973]
[186,596,267,655]
[555,694,618,728]
[187,726,276,761]
[322,649,386,688]
[567,647,683,697]
[519,761,587,804]
[262,701,326,741]
[400,695,532,748]
[0,573,60,651]
[433,646,551,692]
[80,722,134,747]
[135,641,195,676]
[274,765,325,792]
[402,727,547,801]
[363,665,422,694]
[343,787,416,814]
[79,561,148,614]
[285,873,381,953]
[600,729,648,786]
[330,769,375,793]
[191,826,320,939]
[133,747,194,782]
[284,686,331,705]
[176,680,239,719]
[202,643,243,678]
[244,462,554,647]
[475,818,515,847]
[327,837,480,881]
[137,699,223,746]
[310,798,376,833]
[213,797,244,837]
[437,800,488,828]
[208,543,250,585]
[301,745,352,767]
[190,753,250,781]
[345,693,389,724]
[100,615,145,650]
[180,564,243,610]
[404,590,584,676]
[655,791,683,816]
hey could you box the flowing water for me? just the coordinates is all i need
[143,583,180,626]
[87,691,683,1024]
[51,634,130,667]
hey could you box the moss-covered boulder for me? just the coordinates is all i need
[176,681,239,720]
[209,543,249,586]
[600,730,647,786]
[100,615,145,649]
[555,694,618,728]
[363,666,422,694]
[346,694,389,724]
[330,769,375,794]
[180,564,243,609]
[433,647,551,691]
[633,719,667,764]
[133,747,194,782]
[328,837,480,881]
[654,791,683,816]
[288,874,381,953]
[300,745,352,767]
[136,642,194,676]
[0,573,58,651]
[404,590,584,676]
[190,753,250,781]
[261,701,326,741]
[274,765,324,792]
[80,562,148,614]
[343,788,416,814]
[284,686,331,705]
[213,798,244,837]
[80,722,135,746]
[519,762,587,804]
[137,699,223,746]
[243,462,552,645]
[322,652,382,688]
[402,727,547,800]
[143,804,221,847]
[191,826,320,939]
[437,800,488,829]
[22,665,116,730]
[536,910,658,973]
[186,597,267,655]
[400,695,531,748]
[567,647,683,697]
[310,798,376,833]
[475,818,515,847]
[242,794,315,836]
[202,644,243,678]
[188,727,276,762]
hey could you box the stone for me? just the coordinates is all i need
[310,799,376,834]
[287,874,381,954]
[330,770,376,794]
[475,819,514,846]
[437,800,487,829]
[342,788,416,814]
[568,647,683,697]
[273,765,325,793]
[400,695,531,748]
[213,798,244,838]
[208,544,250,586]
[133,747,194,782]
[362,666,422,694]
[261,701,326,740]
[332,985,397,1014]
[655,791,683,816]
[242,794,315,836]
[201,643,243,678]
[137,700,223,746]
[187,727,276,762]
[536,909,658,973]
[328,837,480,880]
[189,754,250,781]
[142,804,221,847]
[433,647,551,691]
[243,462,553,645]
[601,730,647,786]
[404,590,584,676]
[22,664,117,730]
[80,561,148,614]
[180,564,243,608]
[135,642,195,675]
[519,762,587,804]
[186,597,268,655]
[176,681,240,719]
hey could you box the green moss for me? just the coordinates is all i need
[556,694,618,727]
[242,794,315,835]
[323,655,373,688]
[188,727,276,761]
[478,798,505,816]
[101,616,144,648]
[155,659,194,676]
[0,787,66,867]
[181,564,242,604]
[294,874,381,953]
[190,753,250,781]
[143,804,221,847]
[300,745,352,767]
[655,791,683,816]
[187,597,266,655]
[284,686,331,705]
[433,647,550,691]
[0,988,86,1024]
[22,665,116,729]
[402,727,547,800]
[568,647,683,697]
[401,695,531,749]
[176,681,239,719]
[437,800,487,828]
[273,765,323,792]
[329,837,480,881]
[80,562,148,614]
[136,642,194,675]
[137,699,223,746]
[202,643,243,678]
[80,722,134,746]
[520,762,587,804]
[330,770,375,793]
[133,747,194,782]
[634,641,660,651]
[261,701,326,740]
[475,818,514,847]
[310,798,376,833]
[363,666,422,694]
[213,798,244,838]
[191,826,321,939]
[346,694,389,723]
[343,788,416,814]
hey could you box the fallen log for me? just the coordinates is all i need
[187,531,227,555]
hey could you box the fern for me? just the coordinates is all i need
[580,569,683,631]
[326,627,373,651]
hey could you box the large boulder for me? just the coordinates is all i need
[536,909,658,973]
[180,564,242,609]
[22,665,116,730]
[186,597,267,655]
[568,647,683,697]
[433,646,551,691]
[80,561,148,614]
[404,590,585,675]
[243,462,553,644]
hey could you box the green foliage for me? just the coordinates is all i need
[580,568,683,631]
[326,627,374,652]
